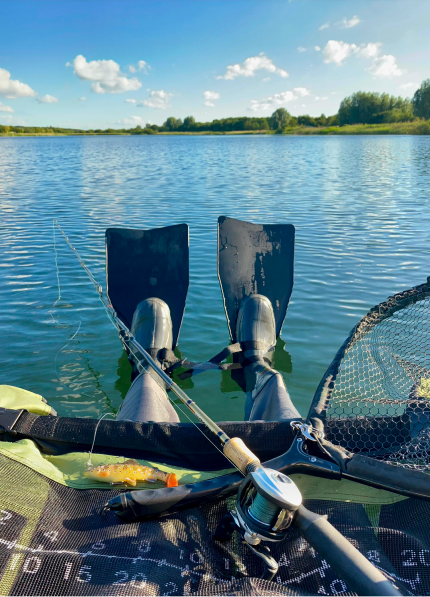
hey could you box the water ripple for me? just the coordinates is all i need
[0,135,429,420]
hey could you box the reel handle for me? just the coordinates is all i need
[223,437,261,474]
[293,506,402,596]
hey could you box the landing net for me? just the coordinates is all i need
[309,278,430,471]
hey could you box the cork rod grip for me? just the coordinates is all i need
[223,437,261,474]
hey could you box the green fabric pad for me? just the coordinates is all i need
[0,439,233,489]
[0,385,52,415]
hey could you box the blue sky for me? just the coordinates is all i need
[0,0,429,129]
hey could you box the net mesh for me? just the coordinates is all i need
[2,453,430,596]
[310,278,430,470]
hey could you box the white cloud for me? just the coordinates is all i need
[217,53,288,80]
[118,115,146,126]
[203,90,220,107]
[314,46,321,52]
[129,60,150,74]
[314,96,329,101]
[323,40,404,77]
[37,94,58,104]
[0,67,37,99]
[324,40,358,65]
[141,89,172,109]
[0,102,13,112]
[319,23,329,30]
[263,77,270,82]
[137,60,150,72]
[68,55,142,94]
[294,88,311,97]
[297,46,306,53]
[339,16,361,29]
[356,42,381,59]
[331,91,338,95]
[250,87,310,111]
[79,97,86,101]
[400,82,419,91]
[125,98,137,104]
[368,54,404,78]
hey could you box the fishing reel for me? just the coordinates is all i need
[215,466,302,580]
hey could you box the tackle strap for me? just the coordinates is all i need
[124,344,199,376]
[157,348,199,374]
[0,408,25,434]
[177,342,272,380]
[0,407,295,470]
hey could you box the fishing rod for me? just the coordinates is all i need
[54,220,402,596]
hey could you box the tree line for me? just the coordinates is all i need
[1,79,429,135]
[332,78,430,125]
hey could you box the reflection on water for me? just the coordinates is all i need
[0,135,429,421]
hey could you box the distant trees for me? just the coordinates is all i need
[270,108,291,130]
[338,91,414,125]
[163,117,183,131]
[298,114,317,127]
[183,116,196,129]
[157,115,271,133]
[412,79,430,119]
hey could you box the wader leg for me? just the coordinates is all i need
[245,369,300,421]
[116,297,180,423]
[116,370,180,423]
[235,294,300,422]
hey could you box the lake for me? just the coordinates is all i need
[0,134,429,422]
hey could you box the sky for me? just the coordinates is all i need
[0,0,429,129]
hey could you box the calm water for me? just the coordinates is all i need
[0,135,429,422]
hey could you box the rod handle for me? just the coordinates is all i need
[223,437,260,474]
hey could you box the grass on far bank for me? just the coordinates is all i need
[282,120,430,136]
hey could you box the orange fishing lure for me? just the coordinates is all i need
[84,459,178,487]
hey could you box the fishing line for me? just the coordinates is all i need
[86,412,117,466]
[49,221,84,397]
[50,221,112,406]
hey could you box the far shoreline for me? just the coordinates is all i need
[1,121,430,137]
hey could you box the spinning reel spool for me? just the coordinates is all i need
[215,466,302,580]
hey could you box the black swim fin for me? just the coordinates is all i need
[217,216,295,342]
[105,224,189,349]
[177,217,295,382]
